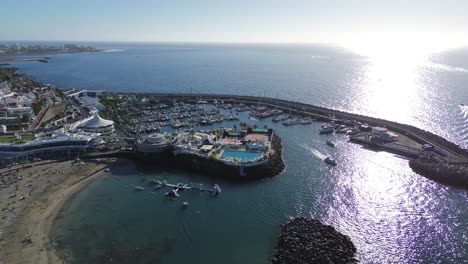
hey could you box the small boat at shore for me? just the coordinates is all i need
[326,140,335,147]
[324,157,337,166]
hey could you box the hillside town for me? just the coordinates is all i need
[0,43,100,55]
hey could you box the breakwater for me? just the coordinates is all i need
[272,217,357,264]
[409,158,468,188]
[116,92,468,187]
[133,92,468,157]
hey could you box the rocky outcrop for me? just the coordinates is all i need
[409,159,468,189]
[243,133,285,178]
[272,217,357,264]
[129,133,285,180]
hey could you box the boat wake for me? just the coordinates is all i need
[456,106,468,139]
[459,105,468,119]
[427,62,468,73]
[301,144,327,160]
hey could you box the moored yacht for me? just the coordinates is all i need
[324,157,337,166]
[319,125,334,134]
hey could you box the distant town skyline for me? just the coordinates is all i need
[3,0,468,52]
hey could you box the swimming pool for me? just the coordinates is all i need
[222,150,262,161]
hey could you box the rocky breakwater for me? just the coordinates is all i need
[244,133,285,178]
[272,217,357,264]
[409,159,468,189]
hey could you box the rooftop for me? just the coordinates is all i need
[79,113,114,128]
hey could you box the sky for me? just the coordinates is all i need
[2,0,468,49]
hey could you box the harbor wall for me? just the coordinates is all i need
[409,158,468,188]
[132,93,467,158]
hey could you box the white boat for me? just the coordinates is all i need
[326,140,335,147]
[319,125,334,134]
[181,202,189,208]
[134,185,145,191]
[212,184,222,196]
[104,168,110,172]
[324,157,337,166]
[346,128,361,135]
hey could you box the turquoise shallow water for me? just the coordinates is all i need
[222,150,263,161]
[7,43,468,263]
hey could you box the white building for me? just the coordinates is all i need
[78,113,114,135]
[17,95,33,107]
[371,127,399,142]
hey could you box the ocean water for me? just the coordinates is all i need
[7,43,468,263]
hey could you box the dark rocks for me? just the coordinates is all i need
[272,217,357,264]
[409,159,468,189]
[244,133,285,178]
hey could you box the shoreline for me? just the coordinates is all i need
[0,57,50,63]
[0,159,115,264]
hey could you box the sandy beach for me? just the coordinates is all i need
[0,158,116,264]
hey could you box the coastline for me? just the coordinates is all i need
[0,159,115,264]
[0,57,50,63]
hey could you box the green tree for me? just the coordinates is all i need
[189,129,195,139]
[240,122,247,130]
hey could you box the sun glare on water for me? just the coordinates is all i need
[342,32,461,123]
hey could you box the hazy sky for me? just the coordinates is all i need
[2,0,468,47]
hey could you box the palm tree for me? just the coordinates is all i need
[233,124,238,131]
[189,129,195,139]
[240,122,247,130]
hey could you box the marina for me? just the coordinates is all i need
[1,41,468,264]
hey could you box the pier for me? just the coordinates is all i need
[125,179,221,197]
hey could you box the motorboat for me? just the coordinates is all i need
[335,127,348,134]
[181,202,189,208]
[212,184,222,196]
[319,125,334,134]
[324,157,337,166]
[346,128,361,135]
[134,186,145,191]
[104,168,110,172]
[326,140,335,147]
[272,114,290,123]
